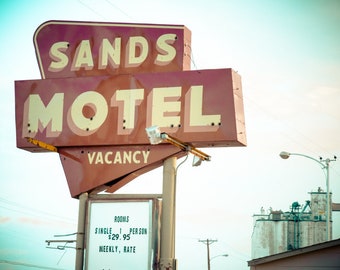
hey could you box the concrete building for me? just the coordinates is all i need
[251,189,332,259]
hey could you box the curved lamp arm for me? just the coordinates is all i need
[279,151,326,169]
[210,254,228,262]
[279,151,336,241]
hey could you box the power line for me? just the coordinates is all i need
[78,0,109,20]
[106,0,134,20]
[244,94,340,178]
[0,197,76,224]
[0,259,67,270]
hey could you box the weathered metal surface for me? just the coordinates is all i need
[34,20,191,79]
[15,68,246,152]
[59,144,186,197]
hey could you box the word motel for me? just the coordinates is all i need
[16,68,244,151]
[18,79,221,141]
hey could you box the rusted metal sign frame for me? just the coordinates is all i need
[34,20,191,79]
[15,68,246,152]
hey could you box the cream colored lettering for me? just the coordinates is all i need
[154,34,177,66]
[95,152,104,164]
[47,33,177,73]
[111,89,144,135]
[48,41,69,72]
[87,151,151,165]
[71,40,94,71]
[142,150,150,163]
[123,151,132,164]
[184,85,221,132]
[133,151,140,163]
[114,151,122,164]
[24,84,221,140]
[88,152,96,165]
[146,86,181,133]
[22,93,64,138]
[67,91,108,136]
[105,151,113,164]
[98,38,121,70]
[125,36,148,68]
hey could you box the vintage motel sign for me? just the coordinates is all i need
[15,21,247,270]
[26,21,194,196]
[15,21,247,198]
[34,20,192,79]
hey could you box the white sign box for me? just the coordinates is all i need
[85,198,161,270]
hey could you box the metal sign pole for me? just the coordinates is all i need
[160,157,177,270]
[75,192,88,269]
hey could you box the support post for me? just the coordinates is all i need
[325,159,330,241]
[160,157,177,270]
[75,192,88,269]
[207,240,211,270]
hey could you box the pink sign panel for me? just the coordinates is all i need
[59,144,186,197]
[34,20,191,79]
[15,68,246,152]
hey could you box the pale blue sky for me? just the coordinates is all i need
[1,1,340,269]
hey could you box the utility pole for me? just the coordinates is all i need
[199,239,217,270]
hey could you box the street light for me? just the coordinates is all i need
[145,126,211,162]
[210,254,229,262]
[199,239,228,270]
[209,254,229,270]
[279,151,337,241]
